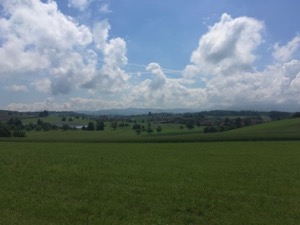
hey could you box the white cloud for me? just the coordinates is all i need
[125,63,206,108]
[273,35,300,62]
[82,21,129,93]
[0,0,93,87]
[202,59,300,108]
[6,98,63,112]
[68,0,91,11]
[31,79,52,93]
[99,3,112,14]
[183,13,300,110]
[146,63,167,89]
[92,20,128,68]
[2,5,300,111]
[0,0,129,97]
[6,97,124,112]
[93,20,111,51]
[184,13,264,78]
[6,84,28,93]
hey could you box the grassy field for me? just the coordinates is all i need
[22,115,94,126]
[0,141,299,225]
[2,117,300,142]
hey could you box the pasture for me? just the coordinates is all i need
[3,117,300,143]
[1,141,299,225]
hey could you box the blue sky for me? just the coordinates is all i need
[1,0,300,111]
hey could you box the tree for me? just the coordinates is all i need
[37,119,44,126]
[7,117,23,130]
[186,121,194,130]
[132,123,142,135]
[234,117,242,128]
[96,120,105,131]
[0,123,11,137]
[87,122,95,131]
[39,110,49,117]
[111,121,118,130]
[156,126,162,133]
[293,112,300,118]
[62,124,71,131]
[61,116,66,122]
[136,129,141,135]
[147,122,153,134]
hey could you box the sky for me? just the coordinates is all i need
[1,0,300,112]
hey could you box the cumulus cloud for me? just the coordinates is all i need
[82,20,129,93]
[0,0,94,95]
[184,13,264,78]
[6,98,62,112]
[0,0,129,97]
[273,35,300,62]
[146,63,167,89]
[6,97,123,112]
[99,3,112,14]
[31,79,52,93]
[2,6,300,111]
[201,51,300,108]
[183,13,300,109]
[125,63,206,108]
[6,84,28,93]
[68,0,91,11]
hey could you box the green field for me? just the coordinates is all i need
[2,117,300,142]
[1,141,299,225]
[1,118,300,224]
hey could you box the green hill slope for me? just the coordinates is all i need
[187,118,300,141]
[147,118,300,142]
[224,118,300,139]
[2,118,300,143]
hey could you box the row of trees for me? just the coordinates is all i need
[82,120,105,131]
[81,120,163,135]
[203,117,263,133]
[132,122,162,135]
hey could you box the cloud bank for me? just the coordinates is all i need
[1,1,300,111]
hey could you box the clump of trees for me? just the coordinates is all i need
[132,123,142,135]
[0,123,12,137]
[0,117,26,137]
[96,120,105,130]
[203,117,263,133]
[293,112,300,118]
[39,110,49,117]
[131,122,161,135]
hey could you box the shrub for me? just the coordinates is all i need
[0,123,11,137]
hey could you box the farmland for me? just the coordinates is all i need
[1,117,300,142]
[1,112,300,224]
[1,141,299,225]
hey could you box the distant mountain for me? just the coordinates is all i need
[78,108,200,116]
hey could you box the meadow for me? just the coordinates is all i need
[1,141,299,225]
[3,117,300,142]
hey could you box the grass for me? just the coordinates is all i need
[22,115,94,127]
[0,141,299,225]
[3,117,300,143]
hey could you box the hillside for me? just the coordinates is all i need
[143,118,300,142]
[182,118,300,142]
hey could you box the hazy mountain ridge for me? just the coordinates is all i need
[78,108,201,116]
